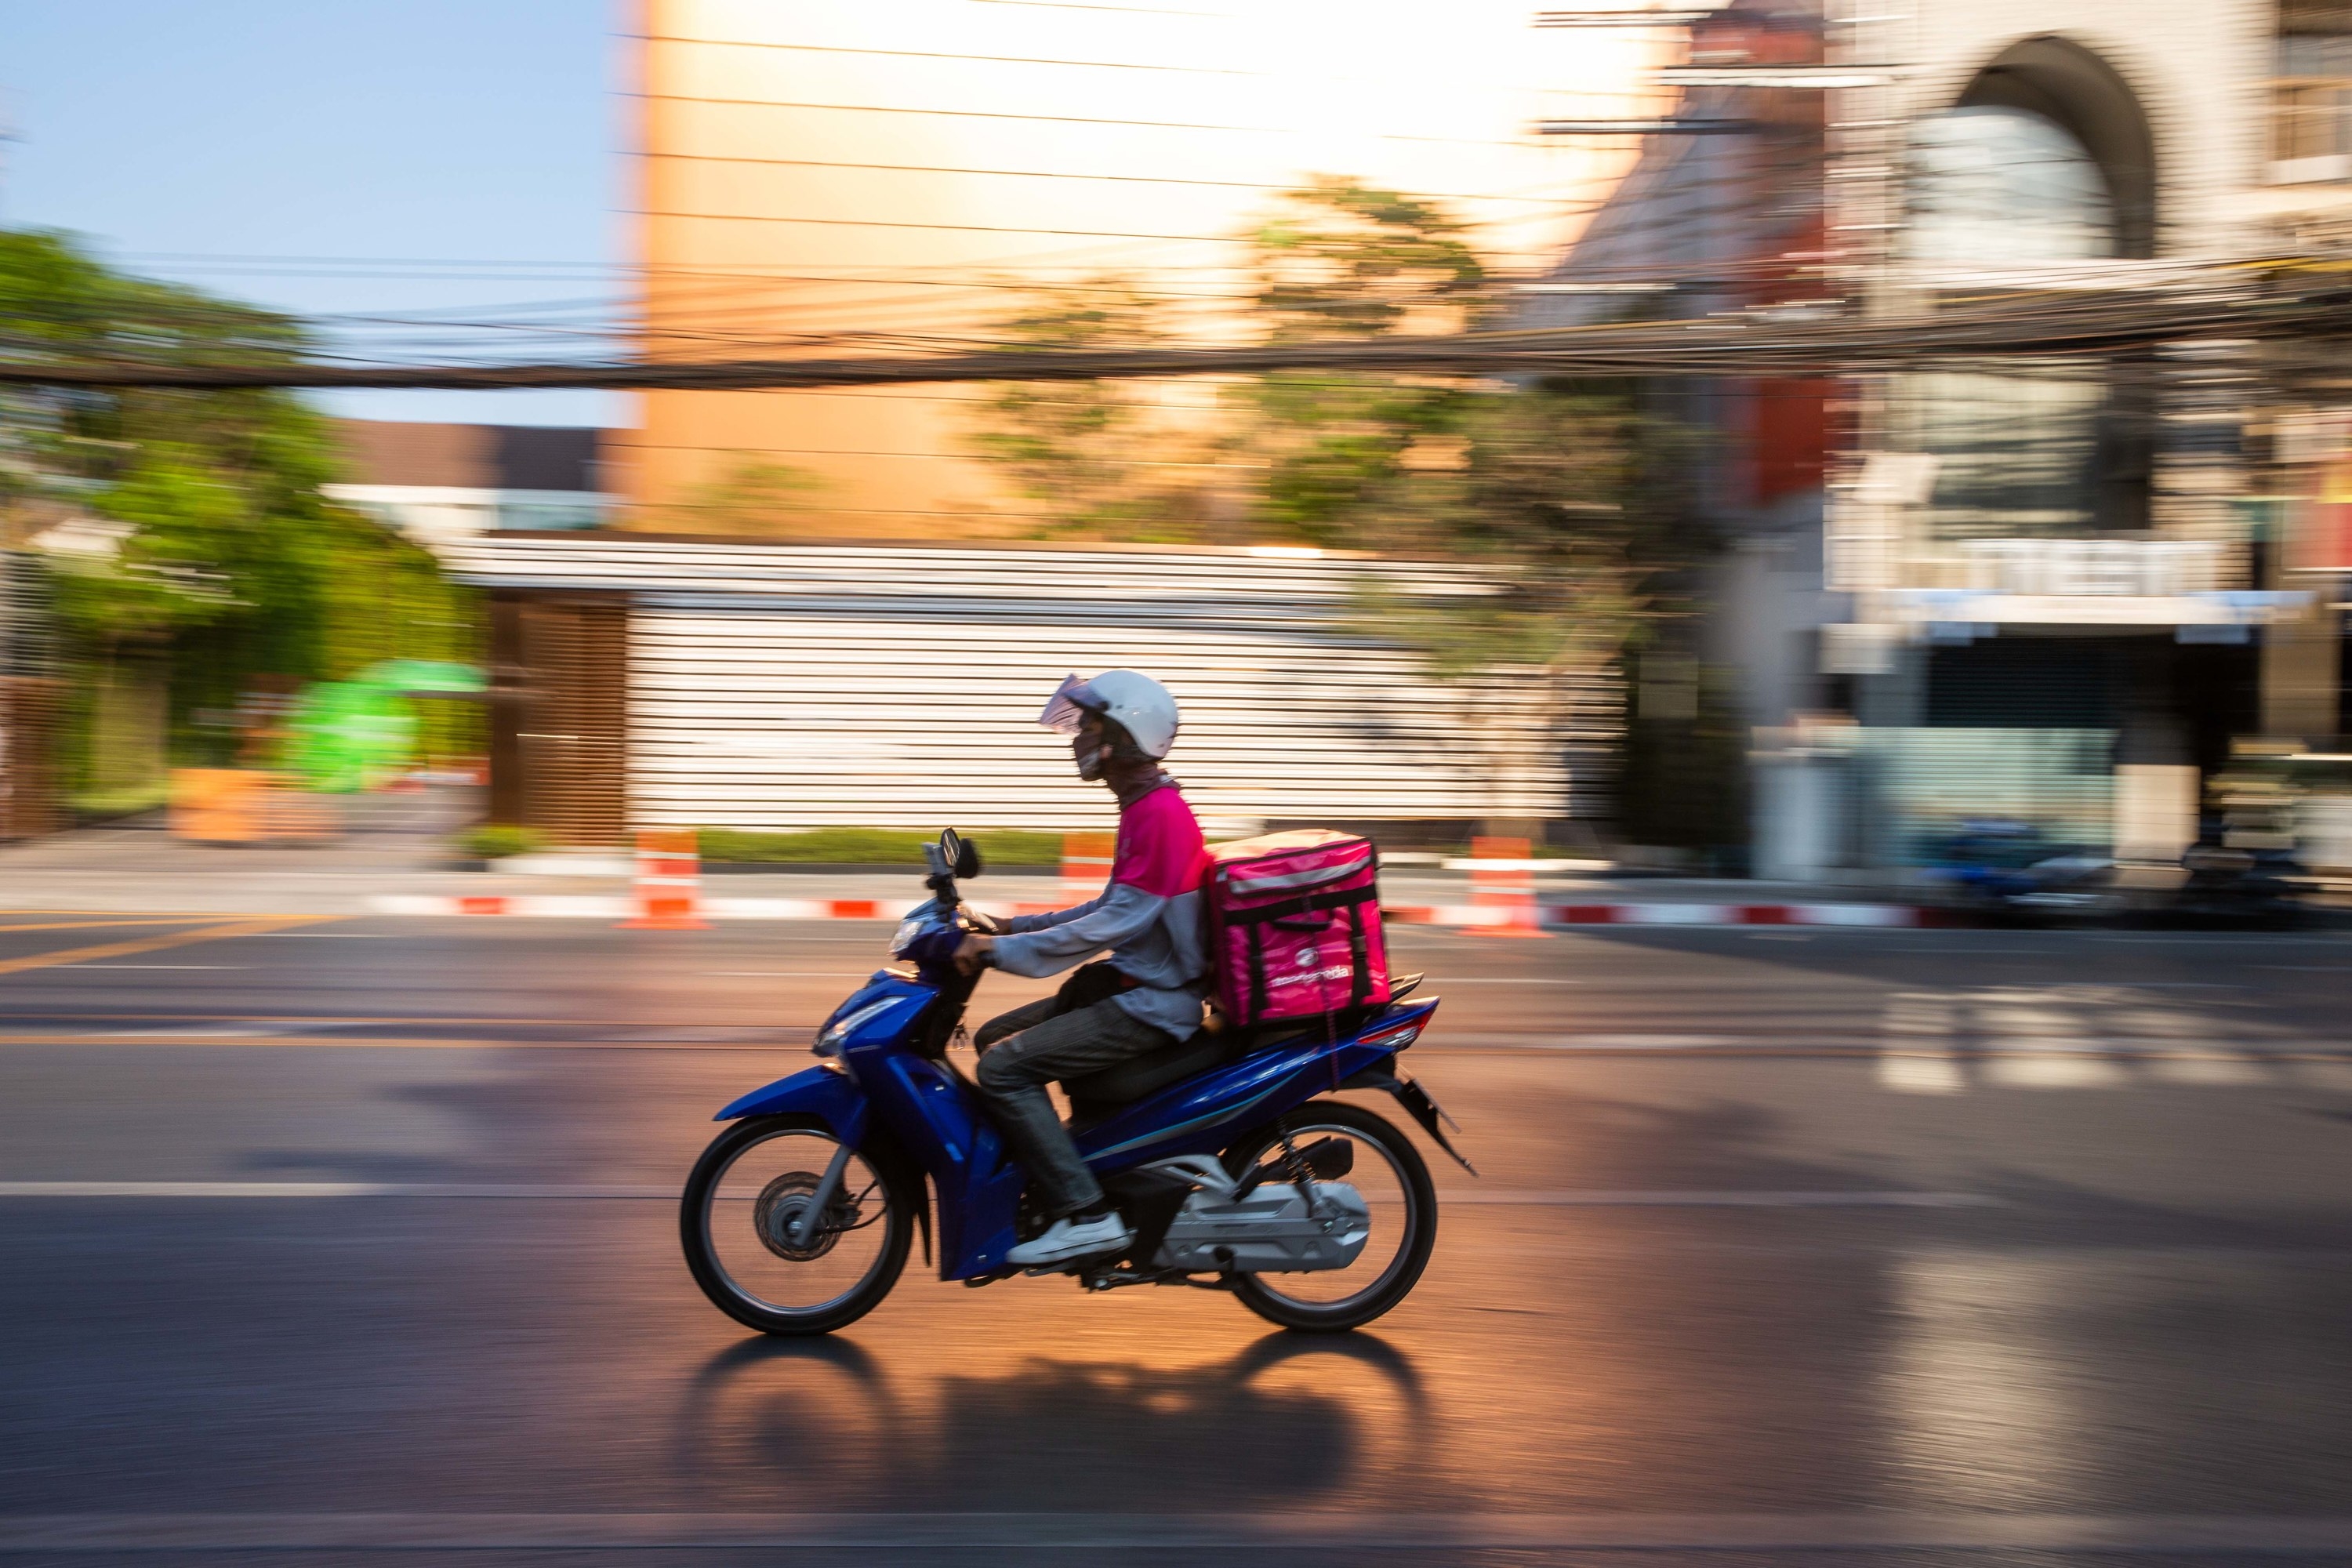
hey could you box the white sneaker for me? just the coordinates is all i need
[1008,1210,1133,1266]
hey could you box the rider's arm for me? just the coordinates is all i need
[998,891,1105,935]
[987,882,1166,978]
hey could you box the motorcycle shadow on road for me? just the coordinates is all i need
[673,1327,1429,1508]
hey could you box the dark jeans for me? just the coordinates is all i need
[974,994,1174,1218]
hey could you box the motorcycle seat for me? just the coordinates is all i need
[1062,1033,1236,1117]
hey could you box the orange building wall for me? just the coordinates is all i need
[619,0,1661,539]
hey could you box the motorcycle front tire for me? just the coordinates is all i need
[681,1113,915,1336]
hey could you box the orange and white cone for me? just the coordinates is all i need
[1063,829,1116,900]
[1469,834,1543,937]
[620,827,709,930]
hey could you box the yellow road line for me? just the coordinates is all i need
[0,917,236,935]
[0,916,336,978]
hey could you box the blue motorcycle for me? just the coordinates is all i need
[682,829,1470,1336]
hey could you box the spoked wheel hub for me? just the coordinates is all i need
[753,1171,857,1261]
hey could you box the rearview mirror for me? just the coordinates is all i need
[938,828,984,880]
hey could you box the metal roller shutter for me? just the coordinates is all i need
[450,539,1617,835]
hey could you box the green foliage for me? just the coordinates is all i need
[68,782,173,821]
[1250,176,1494,342]
[2,228,480,782]
[458,824,550,861]
[697,826,1065,865]
[667,455,831,534]
[1356,390,1708,675]
[966,283,1216,541]
[962,179,1721,846]
[1236,180,1497,547]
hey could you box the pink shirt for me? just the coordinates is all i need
[1112,783,1209,899]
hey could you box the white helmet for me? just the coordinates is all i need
[1039,670,1180,760]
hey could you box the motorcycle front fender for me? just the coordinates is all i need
[714,1063,873,1149]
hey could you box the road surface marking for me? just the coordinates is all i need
[1984,1054,2133,1087]
[0,917,230,933]
[1879,993,1965,1094]
[1446,1189,2002,1207]
[0,916,333,978]
[68,964,247,971]
[2146,1054,2269,1085]
[702,970,880,977]
[3,1512,2349,1552]
[0,1181,2001,1207]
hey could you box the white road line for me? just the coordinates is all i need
[2,1512,2347,1552]
[1879,992,1965,1094]
[2146,1055,2270,1085]
[1446,1189,2002,1208]
[63,964,245,971]
[1464,1033,1752,1049]
[0,1182,1998,1207]
[1984,1055,2133,1087]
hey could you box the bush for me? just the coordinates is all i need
[457,824,549,861]
[695,827,1065,866]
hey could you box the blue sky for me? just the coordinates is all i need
[0,0,625,426]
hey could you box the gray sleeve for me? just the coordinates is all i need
[1001,891,1105,935]
[990,882,1167,978]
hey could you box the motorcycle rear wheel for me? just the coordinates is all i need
[1221,1102,1436,1333]
[681,1114,913,1335]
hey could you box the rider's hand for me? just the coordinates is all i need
[964,908,1002,935]
[952,933,996,975]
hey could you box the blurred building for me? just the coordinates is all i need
[1531,0,2352,878]
[618,0,1658,535]
[442,535,1618,846]
[327,420,614,547]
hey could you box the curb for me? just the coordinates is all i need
[368,895,1942,927]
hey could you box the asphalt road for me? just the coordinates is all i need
[2,911,2349,1565]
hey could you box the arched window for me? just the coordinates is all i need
[1896,104,2136,539]
[1902,105,2116,263]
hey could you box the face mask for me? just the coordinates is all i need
[1074,728,1108,782]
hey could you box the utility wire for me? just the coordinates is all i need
[8,263,2348,389]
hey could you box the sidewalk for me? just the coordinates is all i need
[0,796,1930,925]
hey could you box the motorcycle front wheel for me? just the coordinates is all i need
[1221,1102,1437,1334]
[681,1114,913,1335]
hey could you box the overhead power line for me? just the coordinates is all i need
[8,266,2350,390]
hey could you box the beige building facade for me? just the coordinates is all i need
[619,0,1662,537]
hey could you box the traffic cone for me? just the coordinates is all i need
[1063,829,1116,899]
[1469,835,1543,937]
[620,827,709,929]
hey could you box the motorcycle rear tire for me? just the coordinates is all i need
[681,1114,913,1336]
[1221,1102,1436,1334]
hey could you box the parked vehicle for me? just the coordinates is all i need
[1918,818,2117,922]
[681,829,1471,1336]
[2169,815,2309,928]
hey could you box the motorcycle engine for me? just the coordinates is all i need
[1152,1180,1371,1273]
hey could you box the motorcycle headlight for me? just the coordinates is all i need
[815,997,899,1058]
[888,916,927,958]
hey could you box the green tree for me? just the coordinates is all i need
[964,181,1723,844]
[966,282,1221,542]
[664,454,831,535]
[2,229,477,800]
[1237,177,1498,548]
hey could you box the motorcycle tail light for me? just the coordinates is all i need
[1360,1020,1423,1052]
